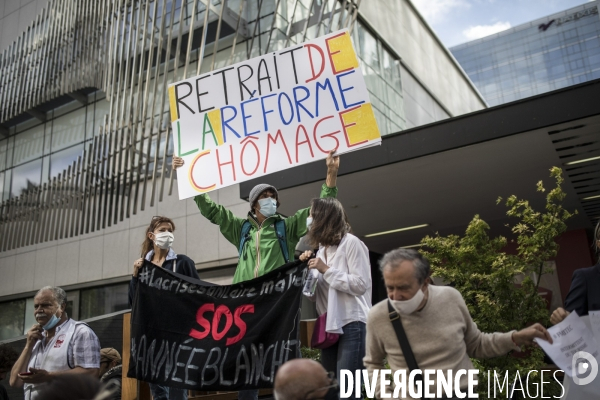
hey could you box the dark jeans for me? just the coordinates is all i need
[148,383,187,400]
[321,321,366,398]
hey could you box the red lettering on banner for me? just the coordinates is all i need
[240,137,261,176]
[226,304,255,346]
[304,44,325,83]
[216,145,236,184]
[312,115,340,154]
[212,305,233,341]
[189,303,255,346]
[264,130,292,173]
[295,124,314,163]
[189,303,215,340]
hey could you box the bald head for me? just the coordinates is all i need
[274,359,330,400]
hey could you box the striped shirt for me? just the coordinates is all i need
[29,318,101,370]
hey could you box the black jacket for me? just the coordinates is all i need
[0,384,8,400]
[564,263,600,316]
[128,253,199,307]
[100,364,122,400]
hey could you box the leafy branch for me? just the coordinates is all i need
[420,167,574,399]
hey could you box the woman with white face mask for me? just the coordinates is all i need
[128,216,199,400]
[299,198,372,398]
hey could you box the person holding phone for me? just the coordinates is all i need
[9,287,100,400]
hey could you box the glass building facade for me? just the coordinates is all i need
[451,1,600,106]
[0,1,404,206]
[0,94,109,201]
[0,0,482,342]
[0,0,408,341]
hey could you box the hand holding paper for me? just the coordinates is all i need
[535,311,599,378]
[551,306,571,325]
[512,322,553,346]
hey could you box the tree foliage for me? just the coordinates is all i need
[420,167,576,399]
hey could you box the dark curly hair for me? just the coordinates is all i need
[305,198,351,248]
[0,343,19,370]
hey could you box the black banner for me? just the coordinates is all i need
[127,260,307,390]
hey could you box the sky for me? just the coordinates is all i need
[410,0,595,48]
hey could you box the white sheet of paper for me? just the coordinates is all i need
[590,311,600,344]
[535,311,599,378]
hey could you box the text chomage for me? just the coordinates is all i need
[170,30,382,199]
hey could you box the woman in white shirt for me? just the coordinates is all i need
[300,198,372,395]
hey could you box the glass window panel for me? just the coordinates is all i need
[51,108,87,153]
[392,61,402,93]
[50,144,85,178]
[12,124,45,166]
[41,156,50,185]
[578,22,599,35]
[356,22,379,71]
[66,291,80,320]
[11,159,42,198]
[566,43,581,55]
[2,169,11,201]
[381,49,394,82]
[86,97,97,142]
[553,77,569,89]
[93,99,110,134]
[589,52,600,66]
[24,298,36,334]
[0,139,8,171]
[583,39,600,51]
[0,299,25,340]
[79,284,129,320]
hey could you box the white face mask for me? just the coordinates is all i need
[258,197,277,218]
[306,217,313,229]
[390,288,425,315]
[153,231,174,249]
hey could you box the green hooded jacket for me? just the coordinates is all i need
[194,184,338,283]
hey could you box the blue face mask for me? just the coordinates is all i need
[42,313,61,331]
[258,197,277,218]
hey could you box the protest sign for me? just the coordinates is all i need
[127,261,306,390]
[169,29,381,199]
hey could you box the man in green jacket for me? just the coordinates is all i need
[172,151,339,284]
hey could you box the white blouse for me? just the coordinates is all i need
[310,233,372,334]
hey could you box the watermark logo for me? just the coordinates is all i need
[572,351,598,386]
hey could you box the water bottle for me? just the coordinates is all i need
[303,268,319,296]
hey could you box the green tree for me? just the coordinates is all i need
[420,167,576,399]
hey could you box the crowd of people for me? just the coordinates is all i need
[1,151,598,400]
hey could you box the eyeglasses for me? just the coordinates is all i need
[303,371,338,400]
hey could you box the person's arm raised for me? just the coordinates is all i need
[325,150,339,189]
[173,156,184,169]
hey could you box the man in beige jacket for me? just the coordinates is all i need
[364,248,553,399]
